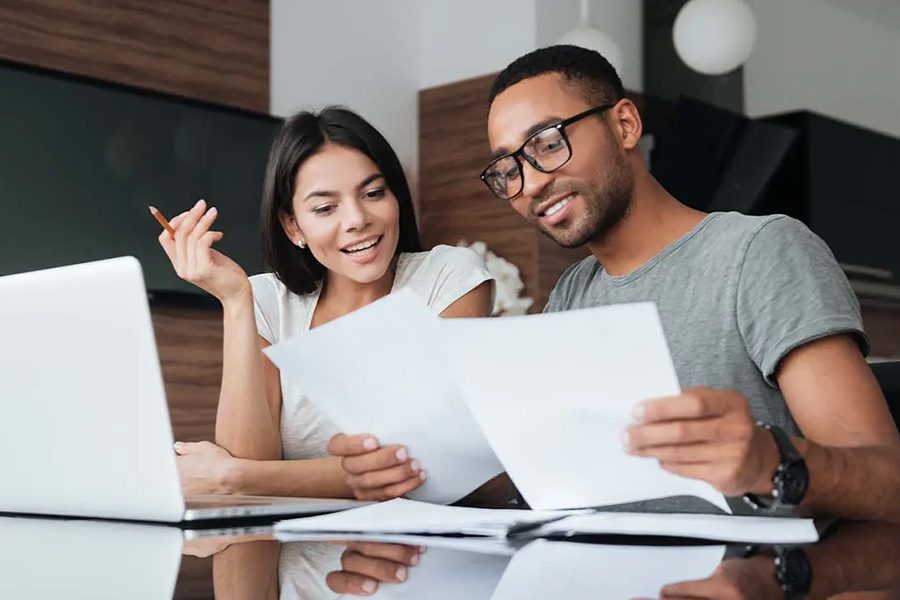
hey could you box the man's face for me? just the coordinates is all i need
[486,73,634,248]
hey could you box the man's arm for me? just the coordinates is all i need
[626,336,900,521]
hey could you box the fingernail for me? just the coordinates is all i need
[396,447,408,462]
[395,566,408,582]
[361,579,377,594]
[418,546,428,554]
[410,553,420,566]
[410,460,420,472]
[194,199,204,208]
[419,470,428,481]
[632,403,646,422]
[620,430,630,449]
[362,437,378,451]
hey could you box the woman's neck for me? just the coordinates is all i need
[312,257,398,327]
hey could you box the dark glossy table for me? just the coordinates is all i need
[1,515,898,599]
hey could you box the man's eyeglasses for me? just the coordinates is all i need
[480,103,616,201]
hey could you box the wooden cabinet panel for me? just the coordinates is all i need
[151,303,223,442]
[0,0,268,112]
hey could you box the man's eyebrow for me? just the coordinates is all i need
[490,117,563,160]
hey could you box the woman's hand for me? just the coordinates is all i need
[326,542,423,596]
[157,199,251,304]
[175,440,240,495]
[328,434,427,501]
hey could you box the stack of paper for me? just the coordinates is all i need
[274,498,819,545]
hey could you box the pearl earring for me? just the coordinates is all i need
[296,240,306,249]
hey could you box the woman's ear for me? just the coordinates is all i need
[278,210,306,248]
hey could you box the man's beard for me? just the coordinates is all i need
[534,155,634,249]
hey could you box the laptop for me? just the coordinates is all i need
[0,256,365,523]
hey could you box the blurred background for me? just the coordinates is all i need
[1,0,898,440]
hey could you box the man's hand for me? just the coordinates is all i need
[328,434,427,501]
[326,542,423,596]
[624,387,780,496]
[658,555,780,599]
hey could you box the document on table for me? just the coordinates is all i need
[441,302,731,513]
[491,540,726,600]
[263,289,504,505]
[274,498,817,545]
[274,498,579,538]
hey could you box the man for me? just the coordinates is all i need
[480,44,899,518]
[329,45,898,518]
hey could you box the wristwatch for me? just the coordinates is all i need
[774,545,813,599]
[743,423,809,510]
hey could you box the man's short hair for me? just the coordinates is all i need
[489,45,625,108]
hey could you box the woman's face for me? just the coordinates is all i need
[282,143,401,285]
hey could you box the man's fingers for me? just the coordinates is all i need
[328,433,380,457]
[342,445,410,475]
[634,387,736,423]
[345,461,422,490]
[325,571,379,596]
[660,574,723,598]
[626,419,719,449]
[344,542,421,566]
[629,442,730,463]
[341,550,409,583]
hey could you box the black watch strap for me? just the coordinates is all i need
[743,423,809,510]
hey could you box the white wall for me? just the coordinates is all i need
[270,0,646,185]
[270,0,421,175]
[534,0,643,92]
[744,0,900,139]
[418,0,536,89]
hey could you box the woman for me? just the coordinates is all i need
[158,107,494,502]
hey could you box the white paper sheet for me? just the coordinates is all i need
[441,303,731,513]
[370,546,511,600]
[274,531,518,556]
[263,290,504,504]
[274,498,579,537]
[490,540,726,600]
[536,511,818,544]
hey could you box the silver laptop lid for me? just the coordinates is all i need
[0,257,185,522]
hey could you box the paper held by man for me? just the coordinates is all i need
[264,289,725,510]
[264,290,817,543]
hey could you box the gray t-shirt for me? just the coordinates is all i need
[545,212,868,513]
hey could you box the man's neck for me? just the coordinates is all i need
[587,173,707,277]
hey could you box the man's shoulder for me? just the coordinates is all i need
[557,254,602,286]
[702,212,798,244]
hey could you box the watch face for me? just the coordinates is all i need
[778,460,809,505]
[777,546,813,594]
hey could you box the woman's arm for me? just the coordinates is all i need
[214,296,282,460]
[158,201,283,460]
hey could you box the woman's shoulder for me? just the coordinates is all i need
[398,244,488,275]
[248,272,318,310]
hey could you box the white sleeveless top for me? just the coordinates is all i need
[249,244,493,461]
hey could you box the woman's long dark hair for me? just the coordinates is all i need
[260,107,422,296]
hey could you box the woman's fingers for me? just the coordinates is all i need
[344,461,422,491]
[174,199,206,277]
[185,205,217,276]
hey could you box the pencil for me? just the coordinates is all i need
[148,205,175,236]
